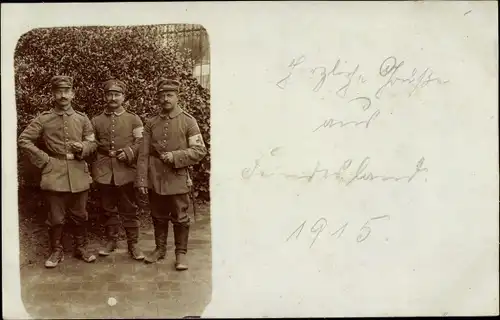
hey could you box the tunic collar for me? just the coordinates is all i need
[160,106,183,119]
[104,106,126,116]
[52,107,75,116]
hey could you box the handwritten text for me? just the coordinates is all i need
[286,215,391,248]
[242,148,429,186]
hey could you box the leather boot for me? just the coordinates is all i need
[144,220,167,264]
[99,225,118,256]
[125,226,145,260]
[73,224,97,263]
[174,224,189,271]
[175,253,188,271]
[45,225,64,268]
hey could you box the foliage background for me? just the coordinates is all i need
[15,25,211,245]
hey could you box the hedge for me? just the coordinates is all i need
[15,25,211,217]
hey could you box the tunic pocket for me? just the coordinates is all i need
[175,168,188,176]
[41,159,54,175]
[91,156,111,179]
[40,158,63,191]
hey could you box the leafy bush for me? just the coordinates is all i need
[15,25,211,213]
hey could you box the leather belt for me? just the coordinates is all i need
[48,152,75,160]
[150,149,164,159]
[98,149,118,158]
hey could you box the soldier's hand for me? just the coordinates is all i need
[161,152,173,164]
[42,158,53,174]
[116,149,127,161]
[159,152,168,162]
[138,187,148,195]
[70,142,83,152]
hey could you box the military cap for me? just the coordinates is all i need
[103,79,126,93]
[157,78,180,92]
[51,75,73,89]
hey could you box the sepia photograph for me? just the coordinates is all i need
[4,2,497,319]
[15,23,211,318]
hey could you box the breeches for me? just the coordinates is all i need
[148,192,191,227]
[98,182,139,228]
[45,190,89,227]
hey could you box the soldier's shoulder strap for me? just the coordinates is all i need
[145,114,160,126]
[91,111,105,123]
[125,109,139,116]
[75,110,90,118]
[31,110,53,125]
[182,110,195,119]
[37,109,53,119]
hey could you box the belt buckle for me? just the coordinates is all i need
[66,153,75,160]
[109,150,116,157]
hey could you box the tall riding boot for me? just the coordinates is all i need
[45,225,64,268]
[73,224,97,263]
[144,219,167,264]
[174,224,190,271]
[125,226,145,260]
[99,225,119,256]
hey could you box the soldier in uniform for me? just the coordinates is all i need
[18,75,98,268]
[136,78,207,270]
[91,79,145,260]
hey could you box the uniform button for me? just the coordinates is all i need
[112,141,115,143]
[163,140,167,143]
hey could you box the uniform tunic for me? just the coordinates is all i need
[91,108,143,186]
[91,107,144,227]
[18,106,96,226]
[136,106,207,253]
[18,107,96,193]
[136,107,207,195]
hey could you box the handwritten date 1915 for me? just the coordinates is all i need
[286,215,390,248]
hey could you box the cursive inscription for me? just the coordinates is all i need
[276,54,449,100]
[375,56,449,99]
[276,55,306,90]
[310,60,361,97]
[286,215,390,248]
[344,156,428,186]
[313,109,380,132]
[242,148,429,186]
[275,54,449,132]
[313,96,380,131]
